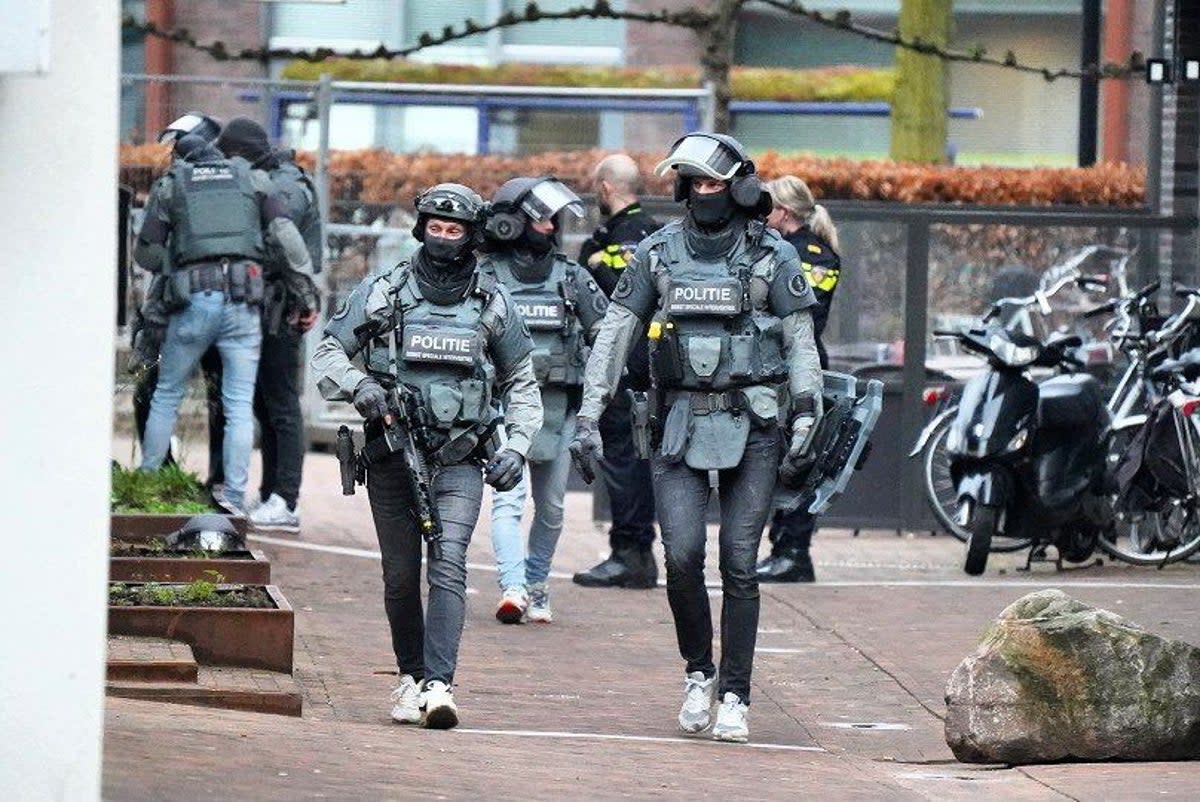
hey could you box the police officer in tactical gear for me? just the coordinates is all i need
[311,183,542,730]
[135,129,316,514]
[569,133,823,743]
[131,117,227,488]
[479,177,609,624]
[215,118,323,533]
[574,153,661,590]
[757,175,844,583]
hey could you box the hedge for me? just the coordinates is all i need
[280,59,896,103]
[119,145,1145,208]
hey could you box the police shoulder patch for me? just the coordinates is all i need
[331,296,352,320]
[613,272,634,300]
[788,273,809,298]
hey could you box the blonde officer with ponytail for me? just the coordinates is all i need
[757,175,843,583]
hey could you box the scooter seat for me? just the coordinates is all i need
[1038,374,1107,428]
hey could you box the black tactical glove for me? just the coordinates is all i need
[484,448,525,491]
[352,378,389,422]
[568,416,603,484]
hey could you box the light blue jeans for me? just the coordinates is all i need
[141,290,262,507]
[490,415,577,590]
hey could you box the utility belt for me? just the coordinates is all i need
[166,258,265,309]
[359,416,503,470]
[630,386,779,470]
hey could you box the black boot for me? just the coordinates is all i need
[757,548,815,583]
[573,546,658,589]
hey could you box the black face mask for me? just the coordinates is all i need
[522,226,556,255]
[423,234,471,267]
[689,186,735,229]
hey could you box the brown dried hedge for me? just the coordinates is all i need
[119,145,1145,208]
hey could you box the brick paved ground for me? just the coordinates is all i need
[104,437,1200,800]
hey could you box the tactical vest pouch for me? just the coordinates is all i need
[742,385,782,427]
[685,409,749,471]
[659,396,691,464]
[685,336,723,382]
[529,388,570,462]
[650,321,685,386]
[728,335,756,380]
[753,314,787,380]
[227,261,265,306]
[458,379,489,424]
[427,383,463,427]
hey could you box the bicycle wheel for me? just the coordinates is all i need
[1100,418,1200,565]
[923,420,1031,552]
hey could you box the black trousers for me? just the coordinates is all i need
[767,506,817,554]
[654,425,781,704]
[207,329,306,506]
[597,390,656,549]
[134,346,224,483]
[252,329,305,507]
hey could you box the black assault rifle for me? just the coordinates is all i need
[337,385,444,560]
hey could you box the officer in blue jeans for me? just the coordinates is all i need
[135,135,317,513]
[479,177,609,624]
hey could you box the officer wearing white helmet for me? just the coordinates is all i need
[569,133,823,743]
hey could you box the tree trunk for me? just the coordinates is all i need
[889,0,953,163]
[698,1,740,133]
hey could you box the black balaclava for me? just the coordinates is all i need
[688,182,736,229]
[684,180,742,259]
[414,222,477,305]
[217,117,272,166]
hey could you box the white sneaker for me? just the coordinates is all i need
[210,486,245,517]
[389,674,422,724]
[420,680,459,729]
[526,582,552,623]
[248,493,300,533]
[495,586,528,625]
[678,671,716,734]
[711,692,749,743]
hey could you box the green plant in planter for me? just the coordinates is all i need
[110,463,212,514]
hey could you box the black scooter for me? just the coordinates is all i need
[936,317,1113,575]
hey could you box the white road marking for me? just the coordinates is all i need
[247,536,1200,591]
[451,727,824,753]
[756,647,806,654]
[822,722,912,731]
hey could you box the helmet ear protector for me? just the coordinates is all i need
[482,203,525,241]
[662,132,772,216]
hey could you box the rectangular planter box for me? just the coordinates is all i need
[109,549,271,584]
[110,512,248,542]
[108,585,294,674]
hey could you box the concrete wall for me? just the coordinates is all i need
[0,2,117,799]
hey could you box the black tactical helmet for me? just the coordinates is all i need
[654,132,772,216]
[164,513,244,552]
[411,183,486,241]
[158,111,223,146]
[483,176,584,242]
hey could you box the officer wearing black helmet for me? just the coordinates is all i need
[569,133,823,743]
[311,183,542,730]
[478,177,609,625]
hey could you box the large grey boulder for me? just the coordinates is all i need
[945,589,1200,764]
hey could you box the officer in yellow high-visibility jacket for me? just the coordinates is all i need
[758,176,843,583]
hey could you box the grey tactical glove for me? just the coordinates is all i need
[352,378,389,422]
[568,416,604,484]
[787,413,819,462]
[484,449,525,491]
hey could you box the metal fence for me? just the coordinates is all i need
[118,73,1199,532]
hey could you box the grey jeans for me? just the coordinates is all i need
[653,424,782,704]
[367,458,483,685]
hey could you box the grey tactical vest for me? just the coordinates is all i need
[167,157,264,267]
[483,254,585,389]
[648,230,788,393]
[363,268,499,437]
[270,159,323,273]
[483,253,586,461]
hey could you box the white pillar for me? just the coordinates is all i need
[0,2,117,799]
